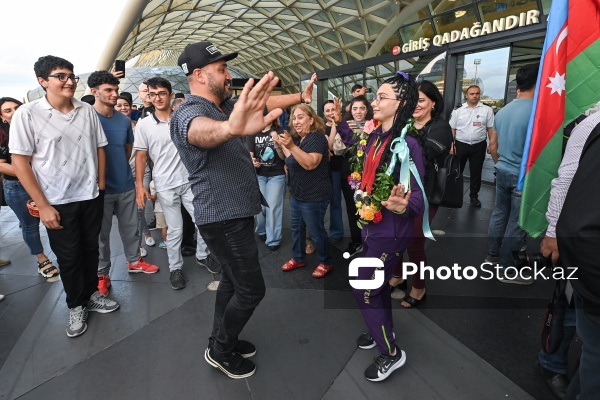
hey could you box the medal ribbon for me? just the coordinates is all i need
[385,123,434,241]
[360,135,391,194]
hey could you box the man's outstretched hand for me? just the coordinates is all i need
[228,71,283,137]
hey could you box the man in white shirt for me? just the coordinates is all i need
[134,77,212,290]
[10,55,119,338]
[449,85,497,207]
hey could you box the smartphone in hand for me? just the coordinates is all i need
[115,60,126,78]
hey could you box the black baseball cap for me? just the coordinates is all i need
[178,41,238,76]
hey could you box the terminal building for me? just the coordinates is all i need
[28,0,550,118]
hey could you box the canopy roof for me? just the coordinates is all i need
[104,0,433,91]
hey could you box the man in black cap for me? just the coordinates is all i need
[170,41,316,379]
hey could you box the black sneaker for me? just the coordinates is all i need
[197,255,221,274]
[170,269,186,290]
[344,242,363,258]
[364,347,406,382]
[208,338,256,358]
[204,346,256,379]
[267,245,280,251]
[357,332,376,349]
[181,246,195,257]
[258,234,267,242]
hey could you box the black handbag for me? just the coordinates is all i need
[429,150,464,208]
[541,279,568,354]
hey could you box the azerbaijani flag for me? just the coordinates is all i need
[518,0,600,238]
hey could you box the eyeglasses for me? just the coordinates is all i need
[146,92,169,100]
[373,95,399,104]
[48,73,79,83]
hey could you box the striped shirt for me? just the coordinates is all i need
[546,111,600,237]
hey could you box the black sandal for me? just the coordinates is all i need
[38,260,59,279]
[401,292,427,309]
[389,277,407,292]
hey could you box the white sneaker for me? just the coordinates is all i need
[0,294,5,302]
[145,236,156,246]
[140,247,147,257]
[66,306,88,337]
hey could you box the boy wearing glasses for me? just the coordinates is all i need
[134,77,212,290]
[9,55,120,338]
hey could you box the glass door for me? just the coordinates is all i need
[453,47,511,112]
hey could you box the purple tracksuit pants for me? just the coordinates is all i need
[352,241,404,355]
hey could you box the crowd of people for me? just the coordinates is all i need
[0,42,598,398]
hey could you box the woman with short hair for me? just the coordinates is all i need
[273,104,333,278]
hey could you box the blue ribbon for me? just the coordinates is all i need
[385,123,434,241]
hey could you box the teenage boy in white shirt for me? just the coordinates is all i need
[10,56,119,338]
[134,77,212,290]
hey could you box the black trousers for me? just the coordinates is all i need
[456,140,487,198]
[181,204,195,247]
[340,153,362,244]
[198,217,266,355]
[47,195,103,309]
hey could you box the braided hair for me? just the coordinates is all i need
[375,72,425,173]
[385,72,418,136]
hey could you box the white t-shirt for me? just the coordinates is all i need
[9,97,107,205]
[449,102,494,145]
[133,113,188,192]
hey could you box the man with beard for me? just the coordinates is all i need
[134,77,212,290]
[88,71,159,298]
[170,41,316,379]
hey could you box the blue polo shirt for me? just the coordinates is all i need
[96,111,135,194]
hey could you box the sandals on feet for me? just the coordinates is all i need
[282,259,306,271]
[401,290,426,309]
[312,264,333,278]
[305,241,315,255]
[38,260,59,280]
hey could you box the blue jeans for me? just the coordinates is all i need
[3,180,44,255]
[329,171,344,239]
[538,307,576,374]
[197,217,266,355]
[565,290,600,399]
[290,196,332,265]
[487,169,527,268]
[256,174,286,246]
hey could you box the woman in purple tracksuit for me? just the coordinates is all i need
[335,72,425,382]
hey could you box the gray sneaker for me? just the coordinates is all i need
[197,255,221,274]
[67,306,88,337]
[87,291,120,313]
